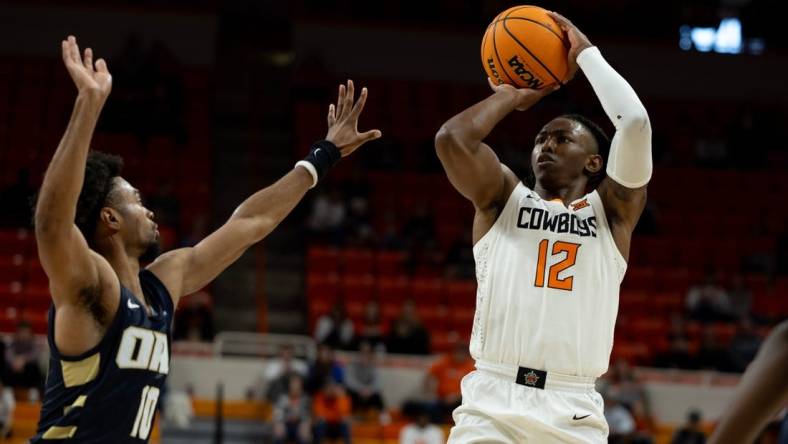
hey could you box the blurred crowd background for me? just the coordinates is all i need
[0,0,786,443]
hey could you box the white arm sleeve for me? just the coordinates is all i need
[577,46,652,188]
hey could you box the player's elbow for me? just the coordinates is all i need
[435,125,467,158]
[620,108,651,137]
[435,125,457,151]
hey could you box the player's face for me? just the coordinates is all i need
[531,118,598,187]
[109,177,160,259]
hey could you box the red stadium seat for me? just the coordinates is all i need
[618,291,651,317]
[653,291,685,316]
[341,274,376,304]
[375,250,407,276]
[376,275,410,303]
[451,306,475,332]
[611,342,651,366]
[306,272,340,303]
[622,267,655,291]
[445,280,476,308]
[342,249,375,274]
[307,246,340,273]
[0,281,23,310]
[0,254,26,282]
[0,229,33,256]
[418,304,450,332]
[410,277,445,305]
[658,268,691,292]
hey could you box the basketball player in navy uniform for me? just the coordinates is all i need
[709,319,788,444]
[435,13,652,442]
[31,36,380,443]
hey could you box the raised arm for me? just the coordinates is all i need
[435,80,557,242]
[35,36,118,307]
[148,80,381,304]
[708,321,788,444]
[550,12,652,259]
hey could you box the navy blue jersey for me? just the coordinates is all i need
[32,269,174,443]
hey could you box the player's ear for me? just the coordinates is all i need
[100,207,122,232]
[585,154,603,175]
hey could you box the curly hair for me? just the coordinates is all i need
[32,151,124,245]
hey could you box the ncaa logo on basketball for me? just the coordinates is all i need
[507,55,544,89]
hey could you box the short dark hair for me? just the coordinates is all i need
[560,114,611,189]
[32,151,124,244]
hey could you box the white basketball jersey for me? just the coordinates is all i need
[471,182,627,378]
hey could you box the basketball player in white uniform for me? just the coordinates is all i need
[435,13,652,443]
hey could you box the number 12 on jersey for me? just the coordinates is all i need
[534,240,580,291]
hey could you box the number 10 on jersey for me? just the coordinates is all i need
[534,240,580,291]
[131,385,160,439]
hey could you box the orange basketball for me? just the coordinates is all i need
[481,5,569,89]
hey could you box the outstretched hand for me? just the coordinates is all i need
[487,77,560,111]
[61,35,112,103]
[547,12,594,83]
[325,79,382,157]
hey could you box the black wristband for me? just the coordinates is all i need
[303,140,341,181]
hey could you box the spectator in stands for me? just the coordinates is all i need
[726,274,752,321]
[686,271,731,322]
[306,343,345,394]
[266,344,309,402]
[727,317,762,372]
[378,211,406,251]
[399,408,444,444]
[0,379,14,439]
[314,303,355,350]
[444,231,475,279]
[425,339,474,422]
[605,395,636,444]
[344,196,376,247]
[306,187,347,244]
[671,409,706,444]
[357,301,385,351]
[312,379,352,444]
[0,169,35,227]
[386,300,430,355]
[694,122,729,168]
[3,321,44,393]
[696,326,729,371]
[402,205,436,248]
[273,375,312,444]
[606,359,651,422]
[654,316,695,369]
[173,290,214,342]
[345,341,384,416]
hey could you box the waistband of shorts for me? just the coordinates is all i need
[474,359,596,393]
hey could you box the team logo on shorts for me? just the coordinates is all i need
[524,370,540,386]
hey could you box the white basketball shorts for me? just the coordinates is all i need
[448,360,608,443]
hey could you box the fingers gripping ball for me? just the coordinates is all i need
[481,5,569,89]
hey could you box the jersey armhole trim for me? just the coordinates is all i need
[589,190,628,277]
[140,268,175,315]
[473,182,526,254]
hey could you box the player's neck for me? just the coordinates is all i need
[97,238,143,298]
[533,180,587,206]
